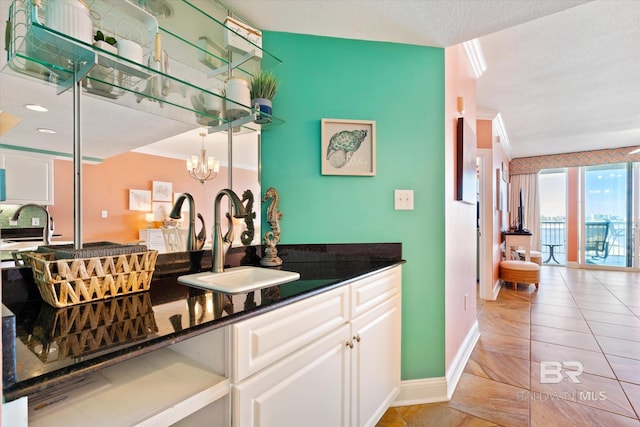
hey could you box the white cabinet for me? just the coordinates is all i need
[139,228,165,252]
[0,151,54,205]
[230,265,402,427]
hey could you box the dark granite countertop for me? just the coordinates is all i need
[2,243,403,402]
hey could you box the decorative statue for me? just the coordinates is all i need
[260,186,283,266]
[241,189,256,245]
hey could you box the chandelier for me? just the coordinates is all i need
[187,131,220,184]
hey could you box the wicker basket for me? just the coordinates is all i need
[26,292,158,362]
[21,250,158,308]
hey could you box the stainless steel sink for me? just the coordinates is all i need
[177,266,300,294]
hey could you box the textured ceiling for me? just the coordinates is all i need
[224,0,588,48]
[477,0,640,158]
[225,0,640,159]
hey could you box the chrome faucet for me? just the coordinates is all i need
[212,189,247,273]
[169,193,198,251]
[11,204,52,245]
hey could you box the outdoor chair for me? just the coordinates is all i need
[585,221,612,260]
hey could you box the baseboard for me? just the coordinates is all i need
[392,377,448,406]
[392,321,480,406]
[492,279,502,299]
[566,261,579,269]
[446,320,480,399]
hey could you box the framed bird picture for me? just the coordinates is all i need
[321,118,376,176]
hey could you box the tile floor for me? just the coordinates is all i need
[377,267,640,426]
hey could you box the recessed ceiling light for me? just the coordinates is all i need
[25,104,48,112]
[37,128,56,134]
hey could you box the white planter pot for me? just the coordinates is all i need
[117,39,143,64]
[45,0,93,44]
[89,41,118,93]
[225,77,251,121]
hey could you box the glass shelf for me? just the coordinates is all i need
[5,0,284,133]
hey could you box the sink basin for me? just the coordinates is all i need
[177,266,300,294]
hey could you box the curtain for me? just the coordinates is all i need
[509,173,541,251]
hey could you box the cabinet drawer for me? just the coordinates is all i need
[350,266,401,319]
[231,286,349,382]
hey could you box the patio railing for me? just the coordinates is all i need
[540,219,629,266]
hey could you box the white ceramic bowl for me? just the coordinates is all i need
[45,0,92,44]
[117,39,143,64]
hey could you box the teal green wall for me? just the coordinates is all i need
[261,32,446,379]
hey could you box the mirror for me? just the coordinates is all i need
[0,0,261,255]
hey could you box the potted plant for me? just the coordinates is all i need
[89,30,118,94]
[93,30,117,54]
[249,70,279,124]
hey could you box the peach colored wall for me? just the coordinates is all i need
[49,152,259,244]
[444,44,478,372]
[566,167,579,263]
[477,120,492,149]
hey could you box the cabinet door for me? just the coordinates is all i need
[233,324,351,427]
[350,293,401,427]
[1,153,53,205]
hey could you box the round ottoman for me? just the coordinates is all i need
[499,260,540,290]
[516,249,543,266]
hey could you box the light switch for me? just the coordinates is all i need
[32,217,40,226]
[394,189,414,210]
[101,210,108,218]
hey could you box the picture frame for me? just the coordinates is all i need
[128,189,151,211]
[321,119,376,176]
[152,181,172,201]
[152,201,172,221]
[455,117,477,204]
[496,168,508,211]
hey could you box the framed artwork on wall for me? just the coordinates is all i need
[455,117,477,204]
[152,181,173,201]
[321,118,376,176]
[128,189,151,211]
[496,168,508,211]
[152,201,172,221]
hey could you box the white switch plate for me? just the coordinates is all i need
[31,217,40,226]
[101,210,108,218]
[394,189,414,210]
[9,220,17,226]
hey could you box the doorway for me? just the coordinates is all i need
[477,149,496,300]
[581,163,632,268]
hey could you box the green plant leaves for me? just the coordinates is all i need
[94,30,117,46]
[250,71,279,100]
